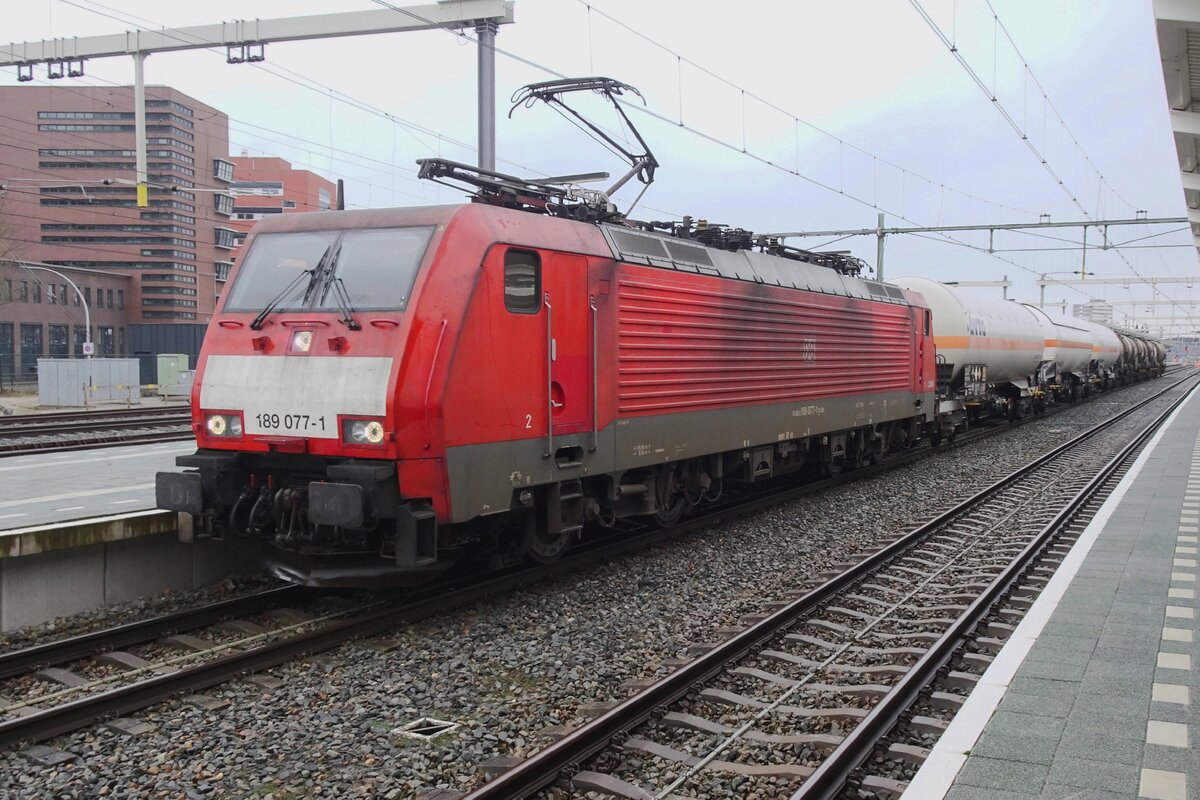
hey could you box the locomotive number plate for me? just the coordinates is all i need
[252,412,329,434]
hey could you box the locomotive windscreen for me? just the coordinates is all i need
[223,226,435,312]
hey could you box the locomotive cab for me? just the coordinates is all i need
[157,208,457,586]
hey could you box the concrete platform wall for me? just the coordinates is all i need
[0,533,262,631]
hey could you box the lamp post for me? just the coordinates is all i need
[20,263,93,357]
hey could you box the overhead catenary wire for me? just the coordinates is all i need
[368,0,1189,316]
[906,0,1189,319]
[5,0,1188,326]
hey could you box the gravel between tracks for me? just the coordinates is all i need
[0,379,1179,800]
[0,575,285,655]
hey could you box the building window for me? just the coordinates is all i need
[84,287,91,307]
[47,283,56,304]
[142,298,198,307]
[98,327,115,356]
[73,326,89,357]
[19,324,42,380]
[59,285,68,305]
[107,289,114,309]
[48,324,69,358]
[213,158,235,182]
[94,289,103,309]
[214,262,231,281]
[0,323,12,380]
[230,181,283,196]
[32,283,41,303]
[504,249,541,313]
[143,286,198,296]
[117,289,124,309]
[142,311,198,319]
[2,278,11,303]
[214,194,235,215]
[215,228,238,249]
[18,281,28,302]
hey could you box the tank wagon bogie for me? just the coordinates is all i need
[157,204,941,586]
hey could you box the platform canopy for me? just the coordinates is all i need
[1155,0,1200,257]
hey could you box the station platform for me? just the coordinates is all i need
[904,384,1200,800]
[0,440,192,530]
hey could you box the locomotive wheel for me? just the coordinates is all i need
[524,525,575,563]
[653,497,687,527]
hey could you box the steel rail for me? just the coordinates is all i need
[459,371,1197,799]
[790,376,1193,799]
[0,416,190,437]
[0,430,194,456]
[0,511,752,748]
[0,408,189,429]
[0,407,193,455]
[0,585,310,681]
[0,373,1185,750]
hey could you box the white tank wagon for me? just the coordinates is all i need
[893,277,1044,385]
[1111,326,1167,380]
[893,277,1046,433]
[1084,321,1122,370]
[1023,305,1095,400]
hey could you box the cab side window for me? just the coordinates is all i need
[504,249,541,313]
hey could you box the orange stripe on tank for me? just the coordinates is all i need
[935,335,1043,351]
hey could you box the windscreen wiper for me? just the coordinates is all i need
[317,246,361,330]
[303,244,336,304]
[249,266,314,330]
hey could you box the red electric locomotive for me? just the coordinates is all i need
[155,79,938,586]
[156,199,937,585]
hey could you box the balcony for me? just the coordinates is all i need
[215,260,233,282]
[213,193,235,216]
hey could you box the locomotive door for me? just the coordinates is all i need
[541,252,592,456]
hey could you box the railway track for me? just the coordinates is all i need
[0,373,1185,761]
[457,371,1197,800]
[0,407,192,455]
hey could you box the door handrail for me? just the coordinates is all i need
[544,292,553,459]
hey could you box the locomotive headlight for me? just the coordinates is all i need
[290,329,313,353]
[342,417,386,445]
[204,412,243,438]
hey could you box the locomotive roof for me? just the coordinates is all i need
[248,203,918,308]
[596,224,915,307]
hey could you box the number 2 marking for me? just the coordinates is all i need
[525,414,533,429]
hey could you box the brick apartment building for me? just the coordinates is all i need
[0,84,237,382]
[228,155,337,257]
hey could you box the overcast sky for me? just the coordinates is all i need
[2,0,1197,331]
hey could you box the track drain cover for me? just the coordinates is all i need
[394,717,460,740]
